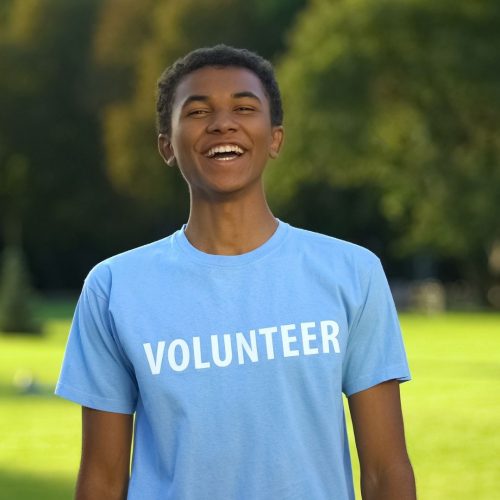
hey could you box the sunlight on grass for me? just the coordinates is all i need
[1,306,499,499]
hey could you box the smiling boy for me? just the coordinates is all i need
[56,45,416,500]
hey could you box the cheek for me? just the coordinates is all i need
[171,132,195,158]
[172,120,205,152]
[247,122,273,148]
[256,133,274,156]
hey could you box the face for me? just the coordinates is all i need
[158,66,284,198]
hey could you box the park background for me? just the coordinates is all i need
[0,0,499,498]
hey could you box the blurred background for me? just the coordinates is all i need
[0,0,498,498]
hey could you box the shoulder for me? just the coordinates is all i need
[83,234,175,297]
[288,224,381,273]
[282,223,386,303]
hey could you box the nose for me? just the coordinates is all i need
[206,109,238,134]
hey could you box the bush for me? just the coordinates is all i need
[0,245,40,334]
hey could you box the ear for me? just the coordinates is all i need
[269,126,284,159]
[158,134,176,167]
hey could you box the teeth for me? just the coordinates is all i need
[206,144,244,157]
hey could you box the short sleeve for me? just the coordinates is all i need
[55,275,138,414]
[342,257,411,397]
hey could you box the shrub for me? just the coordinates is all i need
[0,245,40,334]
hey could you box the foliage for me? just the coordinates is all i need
[268,0,500,285]
[0,0,498,294]
[0,0,177,289]
[0,0,307,291]
[0,0,114,287]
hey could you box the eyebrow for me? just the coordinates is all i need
[181,91,262,109]
[232,91,261,102]
[181,95,209,109]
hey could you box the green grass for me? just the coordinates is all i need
[348,313,500,499]
[1,306,499,499]
[0,307,81,500]
[394,314,500,499]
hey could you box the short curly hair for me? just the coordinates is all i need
[156,44,283,136]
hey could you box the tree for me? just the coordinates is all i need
[267,0,500,295]
[0,0,149,289]
[0,155,40,333]
[0,244,40,334]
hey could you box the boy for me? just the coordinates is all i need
[56,45,416,499]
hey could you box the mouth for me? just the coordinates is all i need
[204,144,245,162]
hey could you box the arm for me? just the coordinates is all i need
[348,380,416,500]
[75,407,134,500]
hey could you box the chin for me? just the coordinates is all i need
[195,181,253,198]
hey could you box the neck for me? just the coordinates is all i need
[184,184,278,255]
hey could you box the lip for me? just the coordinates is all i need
[201,141,248,156]
[204,150,247,165]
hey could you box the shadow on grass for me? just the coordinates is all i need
[0,469,74,500]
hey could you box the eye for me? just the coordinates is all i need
[235,105,255,113]
[187,109,209,117]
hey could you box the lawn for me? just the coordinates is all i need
[0,305,499,499]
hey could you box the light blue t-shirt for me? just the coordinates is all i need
[55,219,410,500]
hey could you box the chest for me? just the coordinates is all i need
[108,264,354,408]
